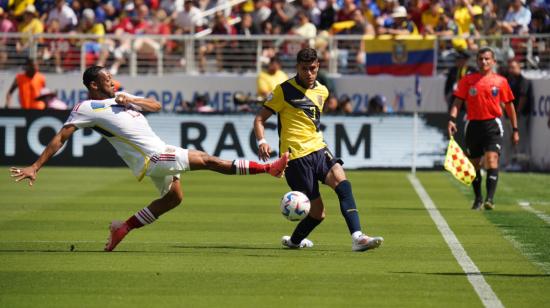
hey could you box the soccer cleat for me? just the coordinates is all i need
[471,199,483,210]
[352,234,384,252]
[104,221,130,252]
[268,152,289,178]
[281,235,313,249]
[483,199,495,210]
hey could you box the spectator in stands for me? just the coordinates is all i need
[251,0,272,34]
[46,0,78,32]
[500,0,531,34]
[198,11,235,72]
[160,0,183,16]
[101,1,120,32]
[408,0,430,33]
[530,9,550,34]
[291,10,317,48]
[422,0,444,34]
[473,0,496,34]
[376,0,399,30]
[503,59,532,169]
[367,95,393,114]
[378,6,419,35]
[301,0,321,27]
[319,0,338,31]
[337,0,357,21]
[80,8,106,69]
[0,7,16,69]
[173,0,204,34]
[9,0,36,17]
[17,5,44,54]
[42,18,68,73]
[444,50,476,109]
[269,0,297,33]
[359,0,381,28]
[257,56,288,99]
[128,7,171,71]
[338,95,354,114]
[5,58,46,110]
[451,0,481,51]
[108,3,152,74]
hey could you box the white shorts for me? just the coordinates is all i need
[146,145,190,196]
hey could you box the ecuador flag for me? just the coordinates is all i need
[364,35,435,76]
[444,137,476,186]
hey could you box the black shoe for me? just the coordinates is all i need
[483,199,495,210]
[471,199,483,210]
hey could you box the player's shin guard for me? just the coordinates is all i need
[232,160,268,175]
[290,215,322,245]
[126,207,157,230]
[335,180,362,234]
[472,169,483,201]
[486,168,499,201]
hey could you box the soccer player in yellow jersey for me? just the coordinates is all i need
[254,48,384,251]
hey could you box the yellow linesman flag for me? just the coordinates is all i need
[444,137,476,185]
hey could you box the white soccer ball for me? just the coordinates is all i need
[280,191,310,221]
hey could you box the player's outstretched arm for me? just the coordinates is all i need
[10,125,77,186]
[254,107,273,162]
[115,93,161,112]
[448,97,464,137]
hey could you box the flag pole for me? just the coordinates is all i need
[412,74,421,175]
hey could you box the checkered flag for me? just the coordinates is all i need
[444,137,476,186]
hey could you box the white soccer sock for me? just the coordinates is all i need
[134,207,157,226]
[233,160,250,175]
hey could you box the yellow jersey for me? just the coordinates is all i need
[264,77,329,161]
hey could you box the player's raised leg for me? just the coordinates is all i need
[105,177,183,252]
[187,149,289,177]
[325,163,383,252]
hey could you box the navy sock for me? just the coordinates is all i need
[335,180,362,234]
[472,169,482,201]
[290,215,322,245]
[486,168,499,201]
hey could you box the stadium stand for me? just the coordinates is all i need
[0,0,547,75]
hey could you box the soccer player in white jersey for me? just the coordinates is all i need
[10,66,289,252]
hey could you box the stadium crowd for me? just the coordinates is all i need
[0,0,548,73]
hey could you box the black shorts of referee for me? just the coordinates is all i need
[464,118,504,159]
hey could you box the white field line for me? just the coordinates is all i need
[517,201,550,225]
[407,174,504,308]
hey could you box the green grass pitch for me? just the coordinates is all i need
[1,168,549,307]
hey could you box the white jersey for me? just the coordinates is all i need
[64,92,166,180]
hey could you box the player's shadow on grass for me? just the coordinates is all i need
[392,271,550,278]
[169,244,333,252]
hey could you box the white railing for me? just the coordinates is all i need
[0,33,548,76]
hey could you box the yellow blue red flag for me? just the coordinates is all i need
[444,137,476,185]
[364,35,435,76]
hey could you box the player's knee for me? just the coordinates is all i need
[165,189,183,208]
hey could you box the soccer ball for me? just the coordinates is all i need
[280,191,310,221]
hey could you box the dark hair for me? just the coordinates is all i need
[477,47,495,59]
[297,48,318,64]
[83,66,105,89]
[25,58,36,65]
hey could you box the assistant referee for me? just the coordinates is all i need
[448,47,519,210]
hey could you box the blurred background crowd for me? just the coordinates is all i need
[0,0,548,74]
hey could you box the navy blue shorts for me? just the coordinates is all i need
[285,148,343,200]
